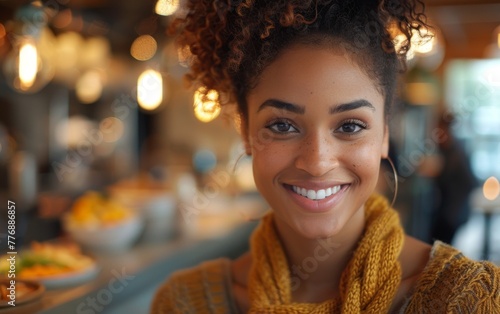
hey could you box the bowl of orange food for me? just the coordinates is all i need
[62,191,144,252]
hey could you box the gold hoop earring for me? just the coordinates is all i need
[386,156,399,208]
[231,153,269,221]
[232,152,247,174]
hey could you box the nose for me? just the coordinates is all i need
[294,131,338,177]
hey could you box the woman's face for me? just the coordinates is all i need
[244,45,389,239]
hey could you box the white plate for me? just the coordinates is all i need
[20,261,100,289]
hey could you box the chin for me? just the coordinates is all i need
[290,215,344,239]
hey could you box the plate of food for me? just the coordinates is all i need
[0,279,45,307]
[0,242,99,289]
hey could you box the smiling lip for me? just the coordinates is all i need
[284,183,349,213]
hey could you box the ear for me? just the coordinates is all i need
[381,125,389,159]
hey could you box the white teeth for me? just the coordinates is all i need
[316,189,326,199]
[291,185,343,200]
[307,190,316,199]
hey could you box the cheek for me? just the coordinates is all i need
[346,141,383,180]
[249,126,286,162]
[252,143,288,176]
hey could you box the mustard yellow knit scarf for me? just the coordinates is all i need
[248,194,404,313]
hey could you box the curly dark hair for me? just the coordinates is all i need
[169,0,430,124]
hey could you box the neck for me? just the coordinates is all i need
[273,206,366,298]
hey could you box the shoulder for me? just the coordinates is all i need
[403,241,500,313]
[151,258,234,314]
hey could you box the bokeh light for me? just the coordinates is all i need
[193,87,221,123]
[100,117,124,143]
[76,70,103,104]
[130,35,157,61]
[483,176,500,201]
[137,69,163,111]
[155,0,179,16]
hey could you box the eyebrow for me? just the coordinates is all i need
[329,100,375,114]
[256,98,375,115]
[257,99,305,114]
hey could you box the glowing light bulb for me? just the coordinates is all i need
[193,87,221,123]
[3,4,55,93]
[137,69,163,111]
[155,0,179,16]
[483,177,500,201]
[412,29,435,54]
[393,29,436,60]
[3,32,55,93]
[18,41,38,90]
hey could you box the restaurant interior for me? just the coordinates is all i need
[0,0,499,312]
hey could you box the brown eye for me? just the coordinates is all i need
[276,122,292,132]
[266,119,298,134]
[341,123,361,133]
[336,119,367,134]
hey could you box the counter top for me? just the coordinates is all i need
[3,221,257,314]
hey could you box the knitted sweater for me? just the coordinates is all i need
[151,241,500,313]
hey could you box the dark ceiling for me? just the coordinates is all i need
[1,0,499,60]
[0,0,165,57]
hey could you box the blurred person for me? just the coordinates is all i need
[430,113,477,245]
[151,0,500,313]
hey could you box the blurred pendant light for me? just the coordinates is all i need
[137,69,163,111]
[2,3,55,93]
[193,87,221,123]
[155,0,179,16]
[53,31,84,85]
[393,26,444,71]
[76,70,103,104]
[18,40,38,89]
[483,177,500,201]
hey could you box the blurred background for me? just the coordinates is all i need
[0,0,499,313]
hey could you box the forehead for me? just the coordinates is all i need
[248,45,383,108]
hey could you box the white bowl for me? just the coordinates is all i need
[62,214,144,252]
[107,188,177,241]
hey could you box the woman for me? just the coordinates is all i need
[152,0,500,312]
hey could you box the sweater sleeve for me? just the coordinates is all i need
[150,275,175,313]
[445,261,500,313]
[403,241,500,313]
[150,258,237,314]
[150,268,198,314]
